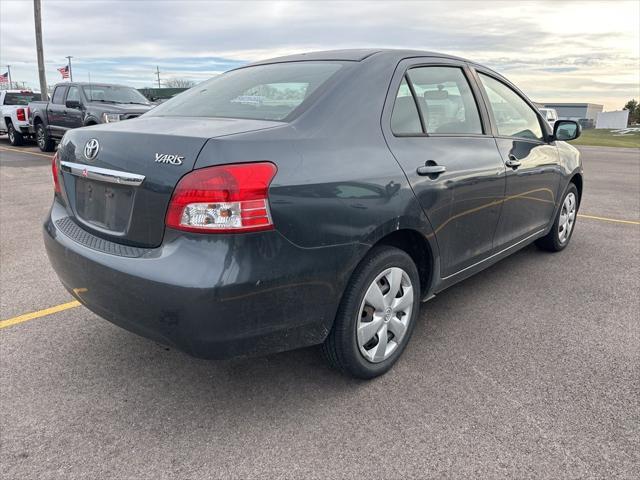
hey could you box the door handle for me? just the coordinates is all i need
[417,162,446,177]
[505,154,521,169]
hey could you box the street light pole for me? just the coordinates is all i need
[66,55,73,81]
[6,65,12,89]
[33,0,48,100]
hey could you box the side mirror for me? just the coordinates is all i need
[65,99,81,109]
[553,120,581,141]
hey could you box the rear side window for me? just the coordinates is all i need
[407,67,482,135]
[3,92,37,106]
[149,62,344,121]
[479,73,543,141]
[51,87,66,105]
[391,78,422,135]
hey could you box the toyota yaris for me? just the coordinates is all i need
[44,49,582,378]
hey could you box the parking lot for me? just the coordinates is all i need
[1,139,638,478]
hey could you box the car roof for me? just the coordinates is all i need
[53,82,130,88]
[248,48,472,65]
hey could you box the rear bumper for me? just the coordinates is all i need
[44,200,364,359]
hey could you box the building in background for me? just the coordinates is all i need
[542,103,603,129]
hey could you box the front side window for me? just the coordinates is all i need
[391,77,422,135]
[148,62,344,121]
[479,73,543,140]
[51,87,66,105]
[407,67,482,135]
[66,86,80,103]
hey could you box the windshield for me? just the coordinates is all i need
[82,85,150,105]
[4,92,38,106]
[148,62,344,121]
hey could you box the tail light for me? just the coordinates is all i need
[166,162,277,233]
[16,108,26,122]
[51,151,61,194]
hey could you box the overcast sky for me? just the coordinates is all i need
[1,0,638,110]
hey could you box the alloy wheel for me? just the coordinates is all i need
[37,126,45,149]
[357,267,414,363]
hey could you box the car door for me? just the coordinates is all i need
[474,70,562,247]
[382,59,506,278]
[47,86,68,137]
[63,85,84,129]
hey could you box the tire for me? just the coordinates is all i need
[536,183,579,252]
[322,246,421,379]
[7,122,24,146]
[35,123,55,152]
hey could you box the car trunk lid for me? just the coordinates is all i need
[56,116,283,248]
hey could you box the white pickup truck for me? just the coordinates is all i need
[0,90,39,146]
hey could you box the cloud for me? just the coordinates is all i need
[1,0,638,109]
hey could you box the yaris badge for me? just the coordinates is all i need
[83,139,100,160]
[155,153,184,165]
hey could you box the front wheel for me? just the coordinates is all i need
[536,183,579,252]
[322,246,421,379]
[35,123,55,152]
[7,122,24,146]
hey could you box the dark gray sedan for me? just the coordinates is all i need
[44,49,582,378]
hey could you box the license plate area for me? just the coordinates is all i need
[75,178,134,233]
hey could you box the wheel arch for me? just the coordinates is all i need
[570,172,583,205]
[372,228,434,299]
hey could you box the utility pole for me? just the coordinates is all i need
[33,0,48,100]
[65,55,73,81]
[155,66,161,89]
[6,65,12,89]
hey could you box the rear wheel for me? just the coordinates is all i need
[322,246,420,379]
[35,123,55,152]
[536,183,579,252]
[7,122,24,146]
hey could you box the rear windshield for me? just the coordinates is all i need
[82,85,150,105]
[4,92,38,106]
[148,62,344,121]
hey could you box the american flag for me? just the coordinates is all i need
[0,72,8,83]
[57,65,70,79]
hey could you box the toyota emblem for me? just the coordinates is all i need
[83,139,100,161]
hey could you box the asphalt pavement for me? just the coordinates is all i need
[1,139,638,479]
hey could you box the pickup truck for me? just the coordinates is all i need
[0,90,39,146]
[29,82,152,151]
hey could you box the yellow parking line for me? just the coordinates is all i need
[578,214,640,225]
[0,146,53,158]
[0,212,637,331]
[0,301,80,330]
